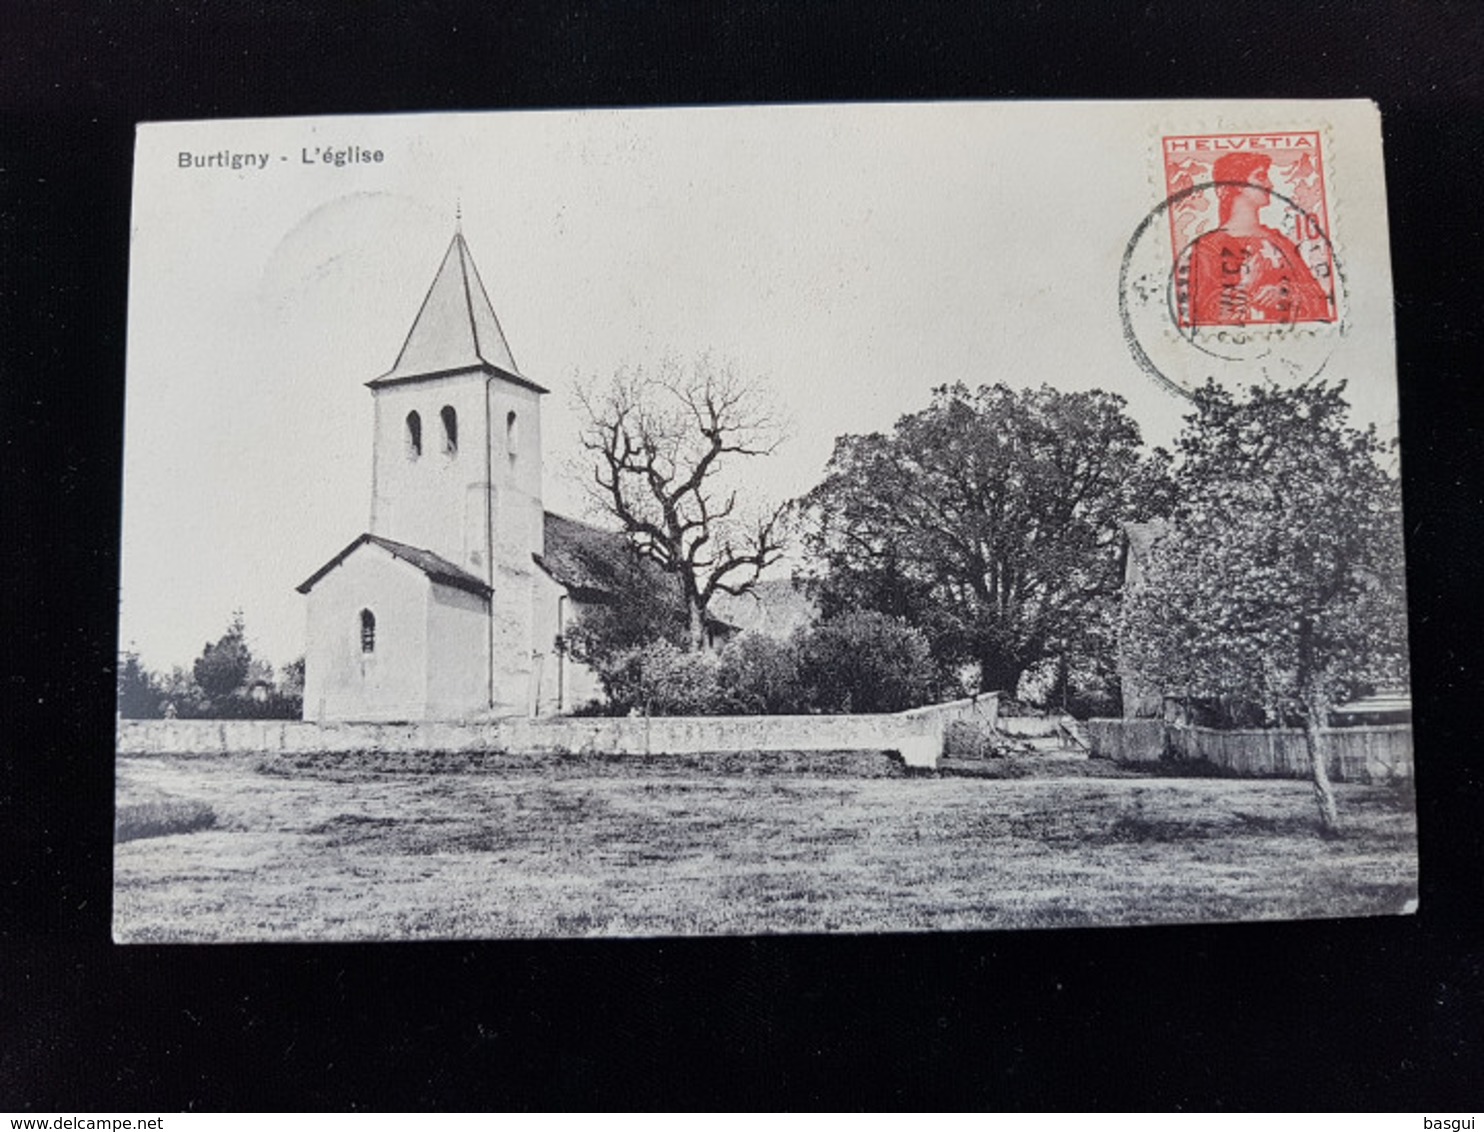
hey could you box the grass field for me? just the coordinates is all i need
[113,750,1418,942]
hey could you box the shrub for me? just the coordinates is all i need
[115,799,217,843]
[208,690,303,720]
[715,634,809,715]
[942,720,1004,759]
[568,697,616,717]
[588,612,943,717]
[797,611,940,714]
[599,640,723,716]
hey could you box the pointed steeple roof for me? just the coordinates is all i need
[370,231,546,393]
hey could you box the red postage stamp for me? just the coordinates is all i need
[1162,131,1339,329]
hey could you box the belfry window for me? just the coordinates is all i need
[506,410,519,458]
[441,406,458,455]
[405,411,422,458]
[360,609,376,653]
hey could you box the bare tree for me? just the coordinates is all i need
[576,356,788,649]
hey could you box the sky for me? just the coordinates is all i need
[121,101,1398,672]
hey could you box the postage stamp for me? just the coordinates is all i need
[1119,125,1348,398]
[1161,131,1339,330]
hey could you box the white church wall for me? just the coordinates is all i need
[303,548,430,722]
[489,566,537,717]
[474,379,546,717]
[484,379,545,569]
[370,371,493,580]
[561,651,604,714]
[529,568,562,717]
[530,573,605,715]
[425,582,493,718]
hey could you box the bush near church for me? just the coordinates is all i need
[584,610,942,718]
[715,634,811,716]
[599,640,724,716]
[795,611,942,715]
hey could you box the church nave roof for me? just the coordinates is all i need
[296,533,493,598]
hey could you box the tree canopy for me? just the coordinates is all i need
[801,382,1167,697]
[117,613,303,720]
[192,611,254,702]
[117,650,161,720]
[560,542,691,673]
[1120,380,1408,830]
[576,355,789,649]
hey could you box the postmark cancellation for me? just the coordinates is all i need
[1162,131,1339,330]
[1121,126,1348,398]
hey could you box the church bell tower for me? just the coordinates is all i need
[297,227,549,721]
[366,228,547,582]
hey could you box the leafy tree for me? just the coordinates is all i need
[802,383,1167,696]
[158,665,209,718]
[1020,634,1123,720]
[116,649,161,719]
[279,657,306,701]
[796,611,941,714]
[560,544,692,673]
[260,656,305,719]
[1120,381,1408,833]
[576,355,789,650]
[191,611,253,707]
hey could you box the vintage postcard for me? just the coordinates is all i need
[116,102,1414,942]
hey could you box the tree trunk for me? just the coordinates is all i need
[687,599,707,651]
[1295,621,1339,834]
[1301,698,1340,835]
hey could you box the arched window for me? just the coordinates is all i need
[359,609,376,653]
[405,411,422,458]
[441,405,458,455]
[505,410,519,458]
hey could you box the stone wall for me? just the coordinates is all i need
[1086,719,1413,782]
[1086,718,1167,762]
[116,693,999,770]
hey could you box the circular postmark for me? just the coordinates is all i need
[1119,179,1346,399]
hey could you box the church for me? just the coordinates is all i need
[296,228,606,722]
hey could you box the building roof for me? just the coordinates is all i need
[1331,691,1412,717]
[535,512,634,601]
[534,511,745,634]
[296,533,493,598]
[369,231,547,394]
[708,577,818,639]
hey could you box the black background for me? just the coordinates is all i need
[3,0,1480,1111]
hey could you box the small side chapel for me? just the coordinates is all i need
[296,228,603,722]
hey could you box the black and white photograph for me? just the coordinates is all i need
[112,101,1416,943]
